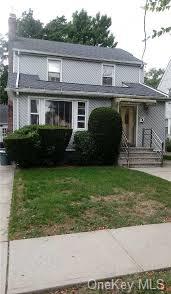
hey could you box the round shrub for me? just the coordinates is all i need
[74,131,96,165]
[38,125,72,165]
[88,107,122,164]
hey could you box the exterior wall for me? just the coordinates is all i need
[115,64,142,86]
[158,60,171,95]
[62,59,102,85]
[137,102,165,146]
[13,52,143,86]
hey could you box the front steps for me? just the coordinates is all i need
[119,147,163,168]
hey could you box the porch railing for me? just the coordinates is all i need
[121,130,130,167]
[142,128,164,166]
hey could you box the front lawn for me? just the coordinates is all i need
[9,167,171,240]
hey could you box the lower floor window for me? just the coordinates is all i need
[45,101,72,128]
[30,99,87,130]
[30,99,39,125]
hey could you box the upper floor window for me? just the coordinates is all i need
[48,60,61,82]
[102,65,114,86]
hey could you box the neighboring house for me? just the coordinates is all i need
[158,59,171,138]
[6,14,169,166]
[0,104,8,143]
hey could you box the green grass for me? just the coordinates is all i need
[9,166,171,240]
[47,270,171,293]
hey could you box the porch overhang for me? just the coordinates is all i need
[115,97,156,105]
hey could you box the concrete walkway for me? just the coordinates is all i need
[6,223,171,294]
[134,164,171,181]
[0,166,14,294]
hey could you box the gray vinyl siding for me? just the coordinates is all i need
[13,95,29,130]
[88,98,111,116]
[137,102,165,146]
[62,59,102,85]
[13,96,17,130]
[14,55,47,80]
[13,52,143,85]
[115,64,141,86]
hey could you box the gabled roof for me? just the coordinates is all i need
[7,73,168,100]
[158,59,171,94]
[11,37,142,65]
[0,104,8,124]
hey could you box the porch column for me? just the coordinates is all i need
[111,98,119,112]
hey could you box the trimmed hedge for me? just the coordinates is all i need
[166,138,171,152]
[74,131,96,165]
[88,107,122,164]
[4,125,72,167]
[38,126,72,165]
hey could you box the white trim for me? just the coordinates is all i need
[16,51,20,88]
[136,105,138,146]
[139,82,168,97]
[47,58,62,82]
[138,68,141,83]
[16,97,19,129]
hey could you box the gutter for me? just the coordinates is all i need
[6,87,170,101]
[16,50,20,88]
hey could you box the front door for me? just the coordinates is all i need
[120,106,136,146]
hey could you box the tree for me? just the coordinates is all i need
[146,0,171,37]
[16,9,43,39]
[44,16,69,42]
[0,35,8,104]
[144,68,164,88]
[67,10,117,47]
[44,9,117,47]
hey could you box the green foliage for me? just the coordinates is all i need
[74,131,96,165]
[144,67,164,88]
[0,65,8,104]
[16,9,44,39]
[4,125,72,167]
[44,16,69,42]
[88,107,122,165]
[166,138,171,152]
[146,0,171,37]
[38,126,72,165]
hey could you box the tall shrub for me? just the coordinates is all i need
[88,107,122,164]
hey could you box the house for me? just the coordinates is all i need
[6,14,169,166]
[0,104,8,145]
[158,59,171,138]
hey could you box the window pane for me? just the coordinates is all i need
[31,114,39,125]
[48,60,61,73]
[78,116,85,121]
[48,72,60,82]
[78,108,85,115]
[45,101,72,128]
[77,122,85,128]
[103,65,113,77]
[31,100,39,113]
[103,77,112,86]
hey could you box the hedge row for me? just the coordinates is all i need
[4,125,72,167]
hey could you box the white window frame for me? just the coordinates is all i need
[29,98,40,125]
[28,97,88,131]
[47,58,62,82]
[76,101,88,130]
[101,64,115,86]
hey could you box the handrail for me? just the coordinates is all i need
[121,130,130,168]
[142,128,164,166]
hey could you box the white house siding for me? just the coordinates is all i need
[137,102,165,146]
[115,64,143,86]
[158,59,171,137]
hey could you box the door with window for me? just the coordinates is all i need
[120,106,136,146]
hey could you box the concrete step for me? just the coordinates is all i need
[119,157,162,164]
[119,161,162,168]
[120,152,160,158]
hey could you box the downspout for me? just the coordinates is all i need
[16,50,20,129]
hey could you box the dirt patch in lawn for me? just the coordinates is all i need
[55,177,80,185]
[134,200,166,217]
[41,219,76,236]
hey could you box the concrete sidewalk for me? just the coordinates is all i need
[134,165,171,181]
[0,166,14,294]
[7,223,171,294]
